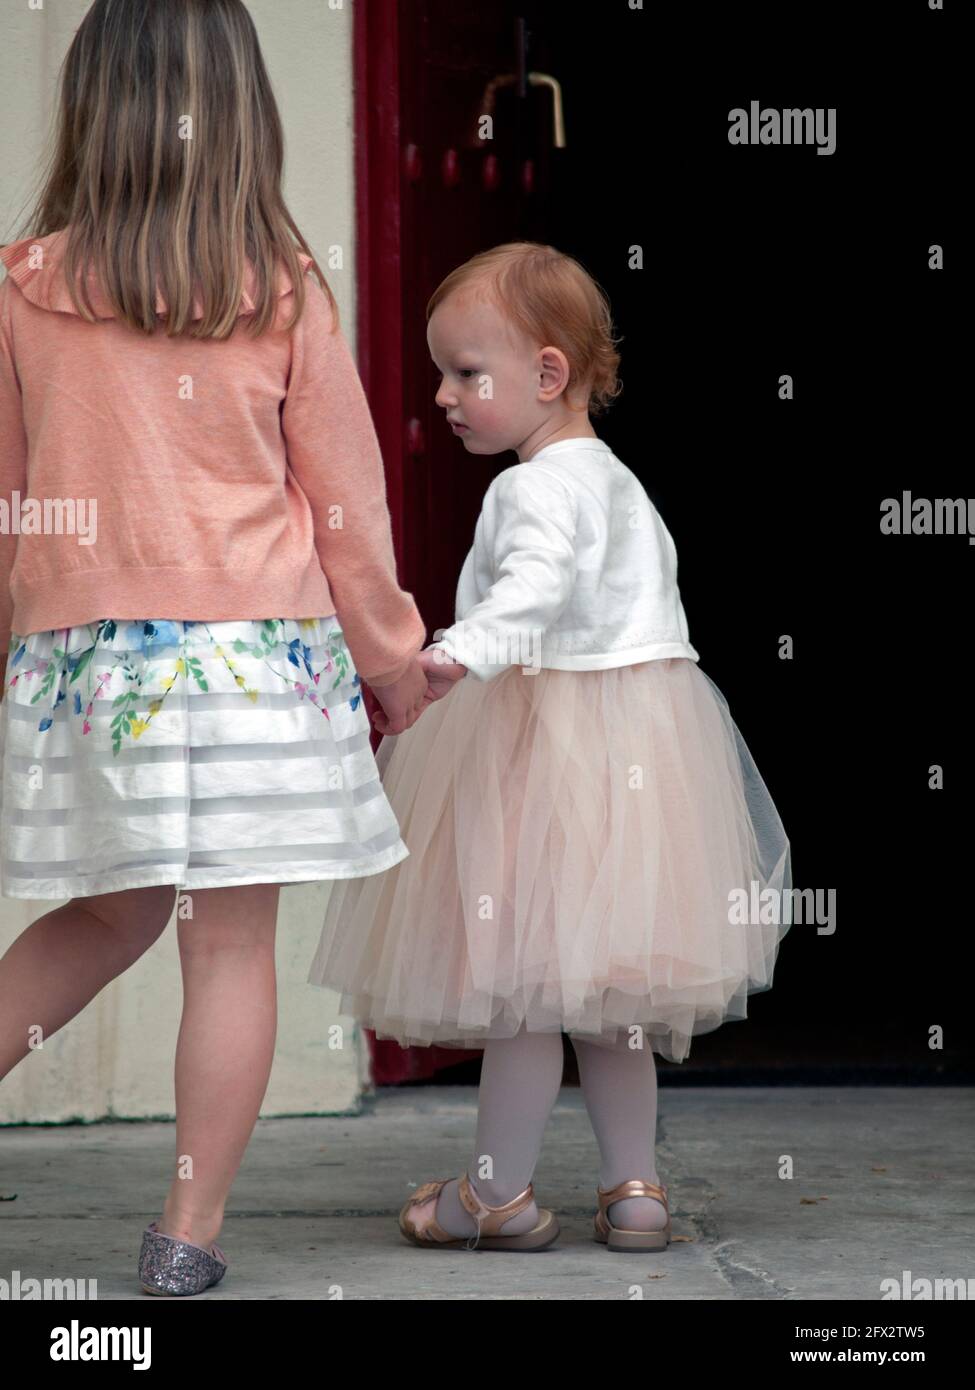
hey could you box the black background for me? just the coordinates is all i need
[434,0,968,1083]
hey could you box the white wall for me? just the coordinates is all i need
[0,0,369,1122]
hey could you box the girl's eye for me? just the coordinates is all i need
[458,369,476,379]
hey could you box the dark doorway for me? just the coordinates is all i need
[354,1,968,1086]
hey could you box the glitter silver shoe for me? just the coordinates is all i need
[138,1221,229,1296]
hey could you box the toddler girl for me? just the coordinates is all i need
[309,241,793,1252]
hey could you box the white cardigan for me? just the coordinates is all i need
[430,437,700,681]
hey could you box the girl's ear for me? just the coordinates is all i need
[537,346,571,401]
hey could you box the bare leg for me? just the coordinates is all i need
[570,1028,668,1231]
[157,883,280,1251]
[0,887,175,1081]
[433,1026,565,1237]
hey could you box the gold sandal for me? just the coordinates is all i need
[593,1179,671,1252]
[399,1172,560,1251]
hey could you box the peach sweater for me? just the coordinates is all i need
[0,230,426,685]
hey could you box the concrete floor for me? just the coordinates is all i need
[1,1086,971,1300]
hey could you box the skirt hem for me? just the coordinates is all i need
[0,840,411,900]
[304,979,761,1063]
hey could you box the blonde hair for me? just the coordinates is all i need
[426,242,622,416]
[9,0,335,340]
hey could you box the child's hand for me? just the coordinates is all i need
[368,656,429,735]
[416,645,469,700]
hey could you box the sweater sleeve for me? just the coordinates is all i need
[0,277,27,659]
[280,276,426,686]
[430,465,578,682]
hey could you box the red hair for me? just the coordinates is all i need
[426,242,622,416]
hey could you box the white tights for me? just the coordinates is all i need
[433,1025,668,1237]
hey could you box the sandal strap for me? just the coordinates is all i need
[596,1179,668,1212]
[458,1173,535,1243]
[401,1178,456,1243]
[404,1178,450,1210]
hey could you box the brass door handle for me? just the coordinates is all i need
[528,73,566,148]
[476,71,566,148]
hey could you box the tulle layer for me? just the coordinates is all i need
[308,657,792,1062]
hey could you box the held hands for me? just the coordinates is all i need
[416,645,469,700]
[369,645,468,735]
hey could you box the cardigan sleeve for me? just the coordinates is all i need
[430,465,578,681]
[0,278,27,659]
[280,277,426,685]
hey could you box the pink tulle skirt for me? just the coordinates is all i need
[307,657,792,1062]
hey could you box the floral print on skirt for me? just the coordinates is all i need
[0,617,409,898]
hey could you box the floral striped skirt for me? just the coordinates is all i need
[0,616,409,899]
